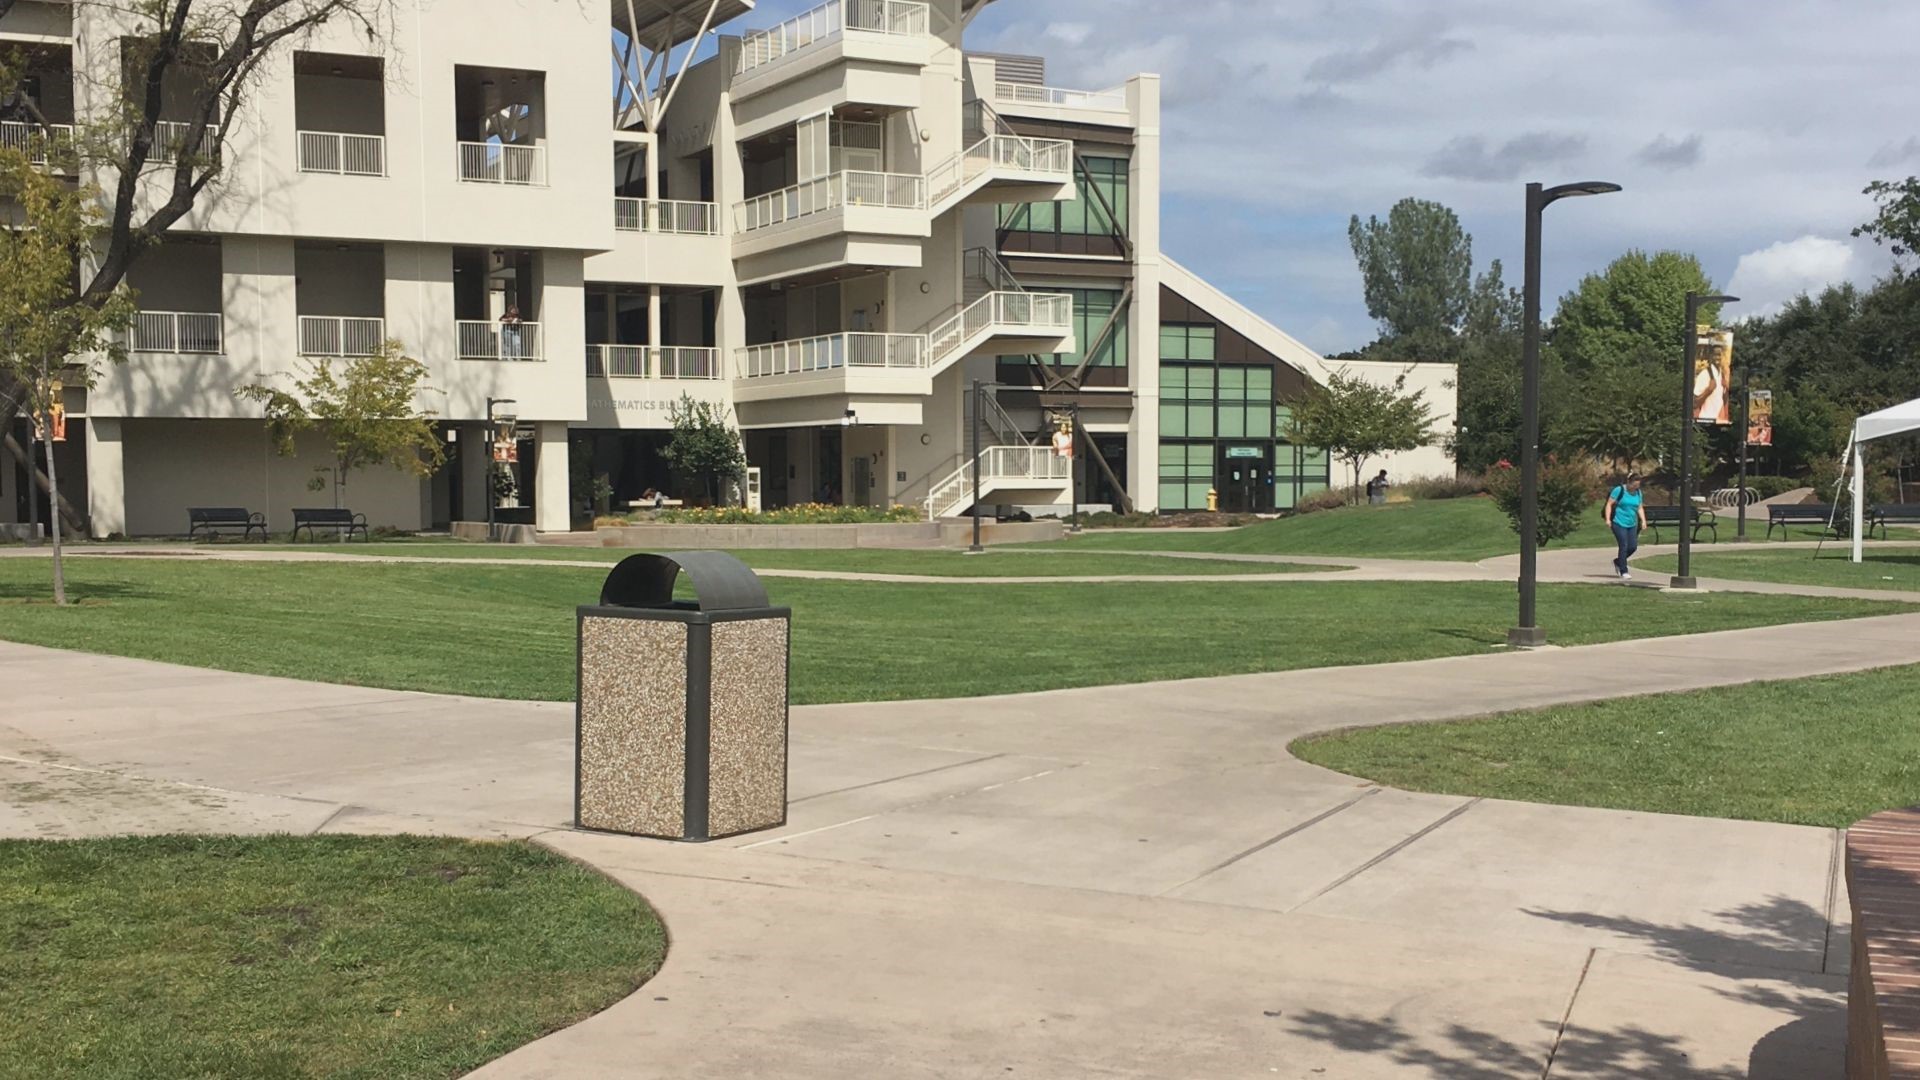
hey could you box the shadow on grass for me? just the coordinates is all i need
[0,579,155,603]
[1287,896,1842,1078]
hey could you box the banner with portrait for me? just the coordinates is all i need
[1747,390,1773,447]
[1692,327,1734,425]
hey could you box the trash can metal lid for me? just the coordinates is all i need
[599,551,772,612]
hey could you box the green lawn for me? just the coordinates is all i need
[0,558,1901,705]
[1294,664,1920,827]
[0,835,663,1080]
[1032,497,1614,561]
[1638,546,1920,593]
[249,544,1326,577]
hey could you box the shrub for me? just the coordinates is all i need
[1396,473,1486,500]
[649,503,922,526]
[1809,456,1899,505]
[1485,456,1599,545]
[1294,489,1350,515]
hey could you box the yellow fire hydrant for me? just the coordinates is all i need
[1206,488,1219,512]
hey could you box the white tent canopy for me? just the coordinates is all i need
[1847,397,1920,562]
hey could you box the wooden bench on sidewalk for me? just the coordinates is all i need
[1847,806,1920,1079]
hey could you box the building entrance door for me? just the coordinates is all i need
[852,455,872,507]
[1217,445,1273,514]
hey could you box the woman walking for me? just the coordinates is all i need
[1605,474,1648,581]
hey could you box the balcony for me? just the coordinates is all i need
[735,0,931,75]
[298,131,385,176]
[456,141,546,186]
[587,344,722,380]
[148,121,221,164]
[457,320,543,361]
[299,316,385,358]
[0,120,74,169]
[614,197,718,235]
[992,81,1129,115]
[130,311,223,355]
[735,170,925,232]
[739,332,926,378]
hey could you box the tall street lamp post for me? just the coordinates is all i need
[1672,292,1739,589]
[1509,180,1622,649]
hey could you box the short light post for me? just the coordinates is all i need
[486,396,517,541]
[1672,292,1739,590]
[1509,180,1622,649]
[968,379,984,553]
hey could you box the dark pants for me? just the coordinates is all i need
[1612,523,1640,574]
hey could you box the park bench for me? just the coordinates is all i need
[290,507,369,542]
[1845,806,1920,1079]
[1644,504,1716,544]
[1867,504,1920,540]
[187,507,267,542]
[1767,503,1842,540]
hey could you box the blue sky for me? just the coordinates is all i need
[695,0,1917,353]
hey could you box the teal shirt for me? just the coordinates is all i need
[1611,487,1643,529]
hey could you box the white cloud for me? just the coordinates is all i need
[1042,22,1093,47]
[1868,136,1920,170]
[1726,236,1867,319]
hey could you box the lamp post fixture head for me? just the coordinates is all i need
[1542,180,1624,205]
[1694,293,1740,307]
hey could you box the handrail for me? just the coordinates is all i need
[130,310,223,354]
[457,140,546,186]
[925,444,1071,518]
[297,130,385,176]
[926,131,1072,208]
[737,332,926,378]
[993,81,1128,111]
[615,197,719,235]
[736,0,932,74]
[148,121,222,164]
[458,319,544,361]
[928,290,1072,366]
[0,120,75,166]
[298,316,385,357]
[734,169,925,231]
[587,344,722,380]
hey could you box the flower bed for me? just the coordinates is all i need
[602,503,922,527]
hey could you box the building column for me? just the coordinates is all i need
[1127,73,1164,512]
[85,417,126,539]
[458,424,488,523]
[534,421,571,533]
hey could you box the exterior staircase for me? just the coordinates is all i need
[921,248,1073,376]
[925,392,1071,519]
[925,100,1073,216]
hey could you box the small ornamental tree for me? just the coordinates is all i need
[236,342,445,507]
[1485,456,1599,546]
[660,394,747,505]
[1287,369,1437,502]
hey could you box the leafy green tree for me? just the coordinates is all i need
[1855,177,1920,264]
[1348,198,1473,357]
[1485,457,1598,546]
[660,395,747,505]
[236,342,445,508]
[1288,369,1437,501]
[1550,251,1720,374]
[1559,357,1679,474]
[0,147,137,603]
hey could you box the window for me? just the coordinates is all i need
[1045,288,1126,368]
[999,155,1129,238]
[1159,358,1327,511]
[1160,322,1215,361]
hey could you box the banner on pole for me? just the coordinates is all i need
[1747,390,1773,447]
[1693,327,1734,424]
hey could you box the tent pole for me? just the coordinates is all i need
[1853,436,1866,564]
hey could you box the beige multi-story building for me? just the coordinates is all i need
[0,0,1454,538]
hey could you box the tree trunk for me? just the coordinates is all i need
[3,432,86,535]
[40,392,68,606]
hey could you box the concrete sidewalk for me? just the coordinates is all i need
[6,610,1917,1076]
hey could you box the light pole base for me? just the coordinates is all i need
[1506,626,1548,649]
[1730,535,1752,544]
[1669,576,1699,590]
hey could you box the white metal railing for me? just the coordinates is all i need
[926,444,1072,518]
[130,310,223,354]
[457,141,546,186]
[458,320,544,361]
[738,332,926,378]
[298,316,385,357]
[993,81,1129,112]
[926,133,1073,207]
[614,197,719,235]
[736,0,931,74]
[928,290,1072,365]
[298,130,385,176]
[0,120,74,166]
[148,121,221,164]
[587,344,723,380]
[734,169,924,231]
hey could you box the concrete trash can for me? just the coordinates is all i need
[575,551,791,842]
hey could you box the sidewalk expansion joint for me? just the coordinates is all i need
[1540,947,1597,1079]
[1822,826,1843,974]
[1158,788,1381,896]
[788,753,1007,805]
[1289,797,1483,910]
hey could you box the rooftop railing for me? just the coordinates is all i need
[992,81,1129,112]
[736,0,931,74]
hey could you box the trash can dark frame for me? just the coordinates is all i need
[574,552,792,843]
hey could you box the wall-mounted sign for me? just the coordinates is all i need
[1226,446,1263,459]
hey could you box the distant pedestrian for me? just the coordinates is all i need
[1605,474,1648,581]
[1366,469,1390,506]
[499,305,525,359]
